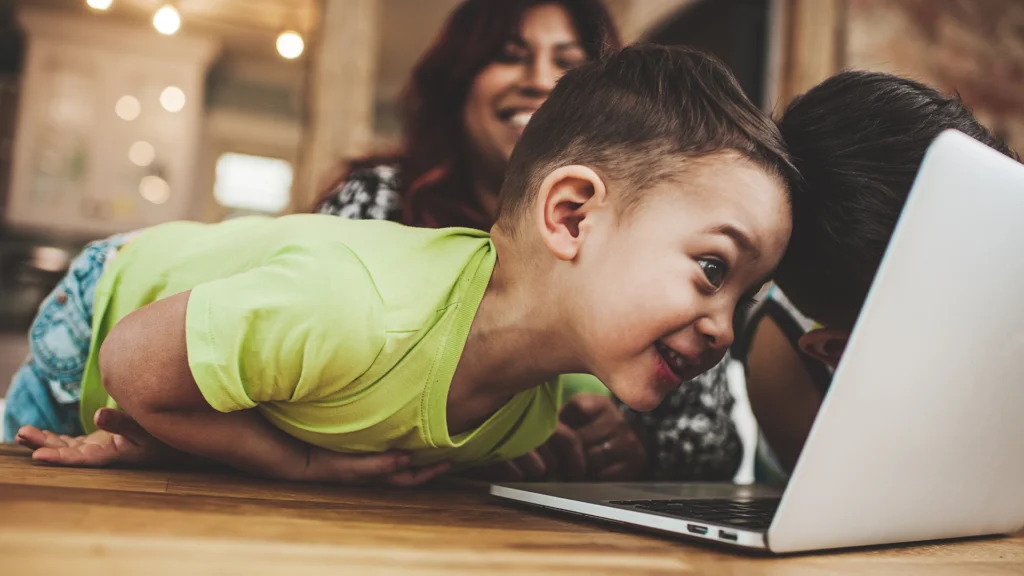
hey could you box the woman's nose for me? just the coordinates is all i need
[522,56,560,94]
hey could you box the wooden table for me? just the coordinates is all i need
[1,445,1021,575]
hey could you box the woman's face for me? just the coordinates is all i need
[463,3,588,177]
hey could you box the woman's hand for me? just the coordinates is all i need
[467,394,648,482]
[560,393,648,481]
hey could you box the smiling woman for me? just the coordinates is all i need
[313,0,620,229]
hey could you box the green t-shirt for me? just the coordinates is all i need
[81,215,605,468]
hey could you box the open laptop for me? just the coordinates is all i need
[491,130,1024,553]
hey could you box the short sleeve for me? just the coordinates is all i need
[185,244,385,413]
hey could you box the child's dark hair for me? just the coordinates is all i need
[496,44,797,230]
[776,70,1019,328]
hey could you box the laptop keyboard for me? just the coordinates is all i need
[607,498,781,530]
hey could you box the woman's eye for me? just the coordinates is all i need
[698,258,728,289]
[496,46,529,64]
[555,57,586,70]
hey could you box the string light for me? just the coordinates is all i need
[140,175,171,204]
[160,86,186,113]
[86,0,113,10]
[276,31,305,59]
[115,95,140,121]
[153,4,181,35]
[129,141,155,167]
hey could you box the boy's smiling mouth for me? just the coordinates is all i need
[654,340,695,380]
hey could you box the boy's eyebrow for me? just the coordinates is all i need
[706,223,761,260]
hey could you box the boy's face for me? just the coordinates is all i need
[557,153,791,411]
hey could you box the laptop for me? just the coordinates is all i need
[491,130,1024,553]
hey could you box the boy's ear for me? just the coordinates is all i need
[534,165,609,261]
[797,328,849,370]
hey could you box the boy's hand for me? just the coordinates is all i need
[15,408,167,467]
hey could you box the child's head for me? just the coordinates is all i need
[776,70,1019,368]
[493,44,796,410]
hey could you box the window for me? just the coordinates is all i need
[213,152,292,214]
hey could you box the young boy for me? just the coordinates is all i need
[6,45,796,483]
[739,71,1019,476]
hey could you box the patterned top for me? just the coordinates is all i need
[316,165,403,222]
[315,165,744,481]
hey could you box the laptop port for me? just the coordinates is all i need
[686,524,708,535]
[718,530,738,542]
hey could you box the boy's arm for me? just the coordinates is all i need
[99,290,443,484]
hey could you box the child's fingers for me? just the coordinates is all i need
[513,451,547,479]
[597,461,633,481]
[315,450,412,483]
[559,394,612,428]
[575,410,621,447]
[536,444,560,478]
[32,445,86,466]
[30,447,63,463]
[31,446,91,466]
[16,427,69,450]
[40,429,73,448]
[460,460,524,483]
[546,423,587,481]
[33,443,115,467]
[385,461,452,487]
[14,426,47,449]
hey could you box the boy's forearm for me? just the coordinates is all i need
[130,407,314,481]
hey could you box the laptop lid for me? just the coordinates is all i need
[768,130,1024,552]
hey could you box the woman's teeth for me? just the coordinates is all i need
[656,341,691,378]
[509,111,533,128]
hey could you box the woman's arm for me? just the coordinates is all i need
[744,315,823,473]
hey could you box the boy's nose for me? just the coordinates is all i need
[697,314,734,351]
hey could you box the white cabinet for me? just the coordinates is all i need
[6,8,218,236]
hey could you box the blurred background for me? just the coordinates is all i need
[0,0,1021,392]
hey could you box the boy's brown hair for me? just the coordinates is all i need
[496,43,798,229]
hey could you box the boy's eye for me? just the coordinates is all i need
[698,258,728,288]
